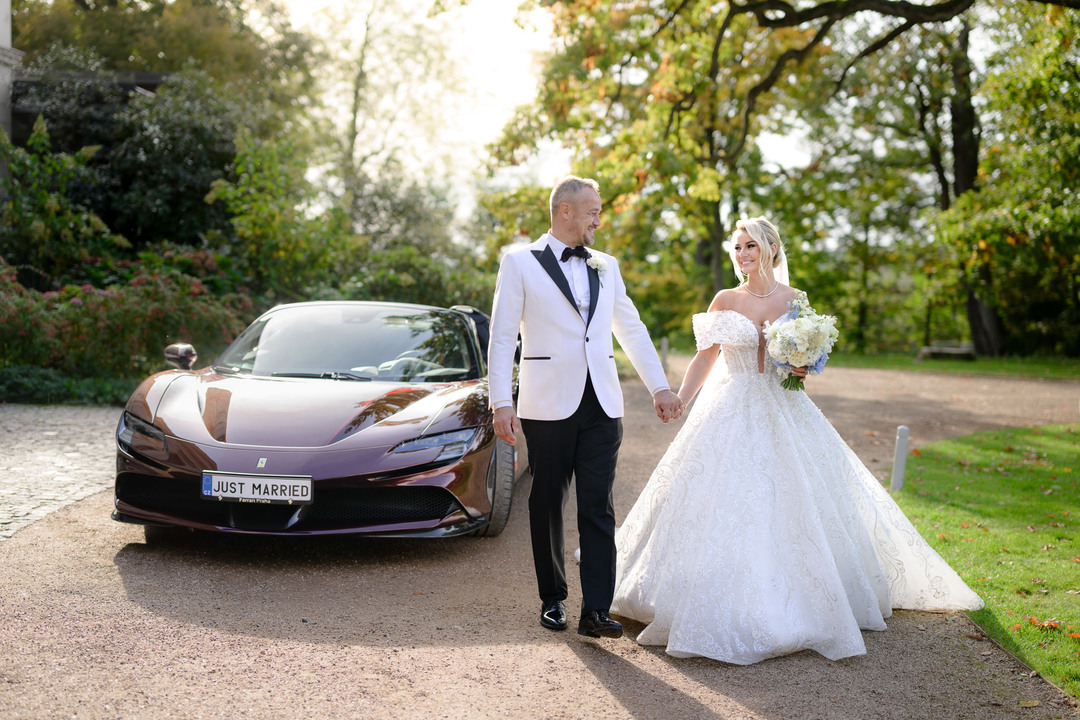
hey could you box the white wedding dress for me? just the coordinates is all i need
[611,310,983,664]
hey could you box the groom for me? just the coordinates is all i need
[487,175,682,638]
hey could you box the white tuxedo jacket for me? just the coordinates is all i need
[487,234,668,421]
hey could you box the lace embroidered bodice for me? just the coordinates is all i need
[692,309,773,375]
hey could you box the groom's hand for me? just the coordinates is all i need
[653,389,684,423]
[493,406,518,445]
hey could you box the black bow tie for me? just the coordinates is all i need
[560,245,590,262]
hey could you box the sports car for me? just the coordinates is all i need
[113,301,522,538]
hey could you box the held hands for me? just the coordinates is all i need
[653,389,684,424]
[493,406,518,445]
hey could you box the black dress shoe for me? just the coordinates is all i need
[577,610,623,638]
[540,600,567,631]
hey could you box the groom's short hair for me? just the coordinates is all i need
[550,176,600,220]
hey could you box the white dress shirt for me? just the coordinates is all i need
[547,234,590,324]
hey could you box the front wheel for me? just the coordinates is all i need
[475,438,514,537]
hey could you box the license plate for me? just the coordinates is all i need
[201,472,313,505]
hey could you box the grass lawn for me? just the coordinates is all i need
[829,352,1080,381]
[890,424,1080,699]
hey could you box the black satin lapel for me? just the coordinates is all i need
[586,262,599,328]
[532,248,577,312]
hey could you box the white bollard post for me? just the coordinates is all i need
[891,425,910,493]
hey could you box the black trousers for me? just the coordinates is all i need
[521,376,623,613]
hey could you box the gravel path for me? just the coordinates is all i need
[1,367,1078,720]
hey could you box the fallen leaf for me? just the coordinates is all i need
[1027,526,1035,532]
[917,625,927,631]
[1042,545,1057,550]
[1069,633,1080,639]
[960,522,970,528]
[1012,624,1023,630]
[912,448,922,456]
[1032,577,1045,584]
[1067,590,1079,595]
[1019,700,1040,708]
[967,632,987,641]
[981,650,992,656]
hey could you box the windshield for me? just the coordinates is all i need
[215,304,481,382]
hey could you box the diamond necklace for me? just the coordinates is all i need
[743,281,779,298]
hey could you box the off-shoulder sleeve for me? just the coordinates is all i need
[692,312,725,351]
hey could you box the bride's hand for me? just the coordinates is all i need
[792,366,808,378]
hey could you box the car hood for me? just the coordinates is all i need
[142,372,487,449]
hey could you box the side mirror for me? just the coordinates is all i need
[164,343,198,370]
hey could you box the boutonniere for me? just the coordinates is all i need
[586,255,607,286]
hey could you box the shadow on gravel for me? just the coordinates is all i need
[567,637,727,719]
[112,476,539,648]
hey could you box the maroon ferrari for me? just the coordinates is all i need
[113,301,521,538]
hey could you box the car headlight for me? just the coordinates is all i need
[117,411,166,453]
[391,428,477,462]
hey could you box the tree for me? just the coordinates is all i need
[11,45,127,154]
[0,118,130,291]
[305,0,465,242]
[936,6,1080,355]
[493,0,1076,351]
[13,0,318,123]
[206,130,350,303]
[103,70,244,248]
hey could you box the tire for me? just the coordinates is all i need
[475,438,515,537]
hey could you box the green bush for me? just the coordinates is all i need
[0,365,135,406]
[0,118,131,291]
[325,246,495,311]
[0,260,251,380]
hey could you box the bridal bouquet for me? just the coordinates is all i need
[763,292,839,391]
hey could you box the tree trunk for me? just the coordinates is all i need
[708,198,727,295]
[965,282,1005,355]
[856,221,869,353]
[923,301,933,348]
[950,20,978,197]
[950,18,1004,356]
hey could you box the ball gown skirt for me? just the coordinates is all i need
[611,310,983,664]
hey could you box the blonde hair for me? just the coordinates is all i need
[549,176,600,221]
[729,216,786,284]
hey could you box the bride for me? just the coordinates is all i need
[610,217,983,664]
